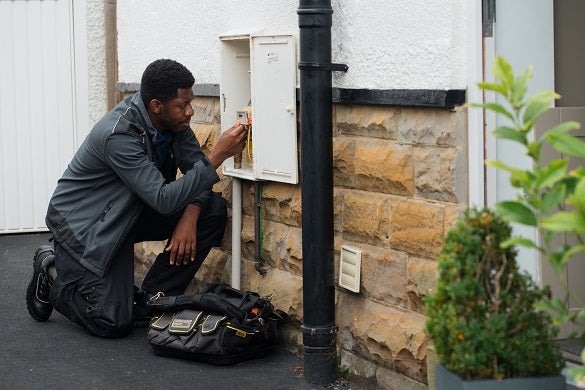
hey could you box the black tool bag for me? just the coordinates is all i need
[146,283,281,365]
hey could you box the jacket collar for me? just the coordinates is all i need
[131,92,159,140]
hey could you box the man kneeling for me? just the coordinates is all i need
[26,59,247,337]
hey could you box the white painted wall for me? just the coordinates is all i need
[117,0,467,89]
[0,0,90,233]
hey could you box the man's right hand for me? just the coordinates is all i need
[207,121,248,168]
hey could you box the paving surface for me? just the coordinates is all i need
[1,233,348,390]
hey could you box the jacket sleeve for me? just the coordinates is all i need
[173,128,213,210]
[104,130,219,216]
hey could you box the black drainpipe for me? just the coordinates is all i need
[297,0,347,386]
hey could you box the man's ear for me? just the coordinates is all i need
[149,99,163,114]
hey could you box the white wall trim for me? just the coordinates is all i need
[466,0,485,208]
[72,0,89,147]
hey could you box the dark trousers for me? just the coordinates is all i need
[49,193,227,338]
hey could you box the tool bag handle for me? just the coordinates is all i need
[147,291,247,322]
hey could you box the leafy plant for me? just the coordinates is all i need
[424,208,564,380]
[474,56,585,381]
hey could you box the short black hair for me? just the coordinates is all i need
[140,59,195,107]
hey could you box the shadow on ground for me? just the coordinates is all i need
[1,233,357,390]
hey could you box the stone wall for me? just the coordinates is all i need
[133,93,468,389]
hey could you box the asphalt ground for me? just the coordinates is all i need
[0,232,345,390]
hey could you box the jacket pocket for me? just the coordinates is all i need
[78,201,113,236]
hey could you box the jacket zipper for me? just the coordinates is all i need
[77,201,113,236]
[100,202,113,222]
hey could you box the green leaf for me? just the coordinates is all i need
[536,159,568,189]
[535,300,553,312]
[540,121,581,145]
[493,56,514,88]
[480,102,515,121]
[571,166,585,180]
[495,201,538,226]
[477,82,507,95]
[550,244,571,276]
[510,67,532,106]
[527,141,541,160]
[493,126,527,145]
[509,169,533,189]
[501,237,537,249]
[522,90,558,125]
[568,365,585,383]
[550,296,570,314]
[485,160,515,172]
[542,211,585,234]
[541,185,566,214]
[535,297,569,315]
[547,133,585,159]
[558,244,585,268]
[575,176,585,198]
[566,176,585,212]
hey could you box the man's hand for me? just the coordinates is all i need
[165,204,200,265]
[207,121,248,168]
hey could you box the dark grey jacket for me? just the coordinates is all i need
[46,92,219,277]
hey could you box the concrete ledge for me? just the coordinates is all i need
[116,82,466,108]
[116,82,220,97]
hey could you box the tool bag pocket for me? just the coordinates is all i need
[147,284,280,365]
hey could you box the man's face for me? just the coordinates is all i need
[155,88,195,133]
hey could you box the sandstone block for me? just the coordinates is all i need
[354,139,414,195]
[337,293,428,383]
[191,123,218,154]
[357,244,407,306]
[261,182,302,226]
[390,199,444,258]
[213,177,231,198]
[133,241,165,286]
[336,105,398,139]
[334,188,343,234]
[240,181,255,216]
[192,96,220,124]
[333,137,357,188]
[340,349,377,381]
[185,248,229,293]
[406,256,438,313]
[341,190,391,246]
[376,365,428,390]
[241,262,304,323]
[398,107,465,147]
[259,220,302,275]
[240,216,303,276]
[444,204,463,231]
[414,146,467,203]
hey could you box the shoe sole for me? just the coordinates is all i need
[26,246,54,321]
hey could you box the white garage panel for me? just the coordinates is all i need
[0,0,88,233]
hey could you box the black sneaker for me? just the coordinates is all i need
[133,288,155,328]
[26,245,55,321]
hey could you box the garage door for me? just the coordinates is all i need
[0,0,88,233]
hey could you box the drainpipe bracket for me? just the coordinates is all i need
[300,324,339,336]
[298,62,348,72]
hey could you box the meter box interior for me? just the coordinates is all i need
[219,32,298,184]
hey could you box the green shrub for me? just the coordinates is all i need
[474,56,585,381]
[424,208,564,380]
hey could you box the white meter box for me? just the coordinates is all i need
[219,32,298,184]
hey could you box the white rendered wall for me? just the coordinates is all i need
[117,0,467,89]
[86,0,108,128]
